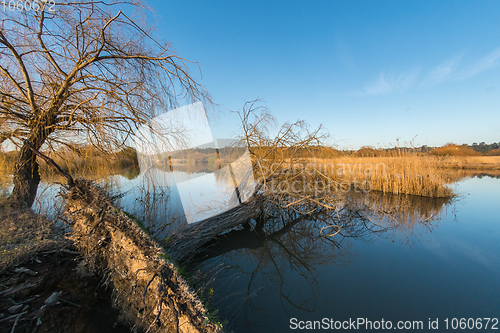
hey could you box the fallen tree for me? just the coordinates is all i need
[166,194,264,262]
[65,178,221,333]
[165,100,343,262]
[25,141,221,333]
[20,99,386,331]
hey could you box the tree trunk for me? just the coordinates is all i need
[9,142,42,207]
[9,111,54,207]
[166,195,264,262]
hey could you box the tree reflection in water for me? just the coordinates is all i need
[187,191,453,330]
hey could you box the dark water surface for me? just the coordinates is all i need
[192,177,500,332]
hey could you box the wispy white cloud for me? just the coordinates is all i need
[362,74,392,96]
[353,69,420,96]
[458,46,500,80]
[353,46,500,97]
[422,53,463,87]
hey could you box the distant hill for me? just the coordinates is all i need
[429,144,482,156]
[468,142,500,153]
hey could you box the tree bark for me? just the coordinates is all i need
[8,110,55,207]
[9,142,41,207]
[166,195,264,262]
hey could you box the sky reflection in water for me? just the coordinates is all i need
[192,177,500,332]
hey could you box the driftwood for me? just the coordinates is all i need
[166,194,265,262]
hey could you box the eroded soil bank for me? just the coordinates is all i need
[0,199,130,333]
[64,179,221,333]
[0,249,130,333]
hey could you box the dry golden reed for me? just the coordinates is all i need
[288,155,500,198]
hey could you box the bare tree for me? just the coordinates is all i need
[0,0,209,206]
[167,101,342,261]
[235,99,344,212]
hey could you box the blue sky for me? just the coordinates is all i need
[146,0,500,149]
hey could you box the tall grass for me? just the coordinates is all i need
[431,155,500,170]
[0,199,67,271]
[309,156,454,197]
[282,155,500,198]
[0,150,16,185]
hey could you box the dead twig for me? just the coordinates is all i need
[9,311,26,333]
[57,297,81,308]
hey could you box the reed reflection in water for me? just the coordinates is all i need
[185,188,453,330]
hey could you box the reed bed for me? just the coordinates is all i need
[2,146,499,200]
[431,156,500,170]
[0,147,138,183]
[301,156,453,198]
[283,155,499,198]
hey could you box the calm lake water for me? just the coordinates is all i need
[192,176,500,332]
[10,170,500,332]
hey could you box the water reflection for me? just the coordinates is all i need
[189,187,453,267]
[2,162,499,332]
[119,166,141,180]
[342,191,453,245]
[89,163,455,329]
[184,189,453,331]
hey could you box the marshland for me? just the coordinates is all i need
[2,137,500,332]
[2,1,500,332]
